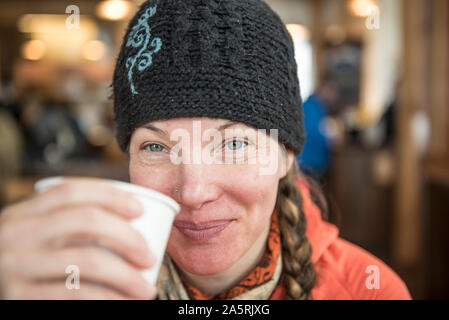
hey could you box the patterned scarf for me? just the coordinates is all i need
[157,211,282,300]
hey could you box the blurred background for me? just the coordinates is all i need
[0,0,447,299]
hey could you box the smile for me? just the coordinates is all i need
[174,220,234,241]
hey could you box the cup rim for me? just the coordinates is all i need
[34,176,180,214]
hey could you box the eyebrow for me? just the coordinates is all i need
[143,121,240,136]
[143,124,169,136]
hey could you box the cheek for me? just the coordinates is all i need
[219,166,280,247]
[214,167,279,249]
[129,158,178,198]
[227,166,278,208]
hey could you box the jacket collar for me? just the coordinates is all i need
[294,177,339,263]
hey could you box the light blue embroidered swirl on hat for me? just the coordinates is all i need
[125,5,162,95]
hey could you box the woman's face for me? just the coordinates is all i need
[128,117,293,275]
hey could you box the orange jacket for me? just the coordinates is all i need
[270,179,412,300]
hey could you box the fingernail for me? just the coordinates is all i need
[129,197,143,215]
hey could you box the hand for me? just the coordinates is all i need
[0,177,158,300]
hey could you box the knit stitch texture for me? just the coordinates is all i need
[113,0,305,154]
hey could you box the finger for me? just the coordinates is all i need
[8,247,156,299]
[1,177,144,221]
[3,205,155,268]
[4,280,135,300]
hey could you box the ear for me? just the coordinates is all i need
[280,149,295,179]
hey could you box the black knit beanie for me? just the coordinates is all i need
[113,0,305,154]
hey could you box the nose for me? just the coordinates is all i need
[176,163,221,210]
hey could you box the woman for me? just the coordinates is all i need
[0,0,411,300]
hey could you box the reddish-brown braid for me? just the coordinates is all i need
[276,160,317,300]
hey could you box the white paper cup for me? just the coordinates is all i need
[34,176,180,286]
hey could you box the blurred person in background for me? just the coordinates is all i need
[25,100,88,165]
[0,107,24,207]
[0,80,25,207]
[296,77,339,180]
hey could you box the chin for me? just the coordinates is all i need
[167,240,242,276]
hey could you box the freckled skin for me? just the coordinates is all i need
[128,117,288,276]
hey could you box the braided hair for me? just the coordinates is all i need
[276,159,317,300]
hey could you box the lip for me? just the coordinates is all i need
[174,220,234,241]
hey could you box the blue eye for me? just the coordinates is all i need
[225,139,246,151]
[145,143,165,152]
